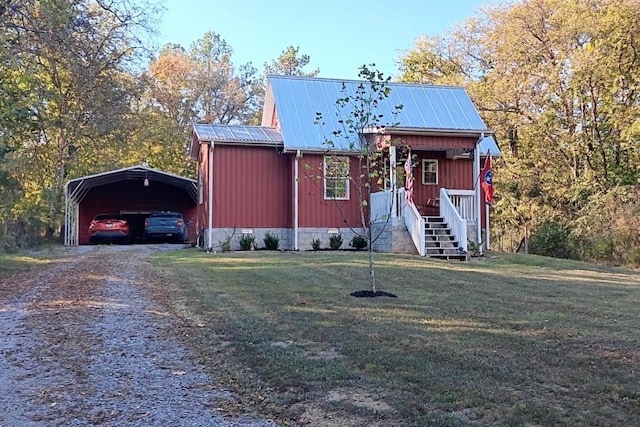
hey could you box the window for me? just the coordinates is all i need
[324,156,350,199]
[422,159,438,185]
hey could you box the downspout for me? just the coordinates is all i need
[475,133,484,255]
[389,145,397,218]
[294,150,300,250]
[207,143,214,249]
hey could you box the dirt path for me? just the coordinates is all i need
[0,245,278,427]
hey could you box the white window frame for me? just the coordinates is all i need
[422,159,438,185]
[324,156,350,200]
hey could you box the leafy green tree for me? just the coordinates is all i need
[264,45,319,77]
[247,45,319,125]
[399,0,640,262]
[0,0,158,239]
[189,31,261,124]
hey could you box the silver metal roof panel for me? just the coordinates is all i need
[479,135,501,156]
[268,75,492,152]
[193,124,282,144]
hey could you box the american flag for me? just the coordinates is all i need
[404,152,414,205]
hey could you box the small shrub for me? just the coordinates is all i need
[529,220,577,260]
[311,238,322,250]
[263,231,280,250]
[467,240,481,257]
[329,234,343,250]
[350,235,367,250]
[239,233,256,250]
[219,236,232,252]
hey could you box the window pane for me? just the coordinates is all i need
[422,159,438,185]
[325,156,350,199]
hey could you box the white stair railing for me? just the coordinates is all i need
[445,189,476,222]
[369,190,393,224]
[398,189,425,256]
[440,188,468,252]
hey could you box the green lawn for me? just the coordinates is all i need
[151,250,640,426]
[0,251,54,275]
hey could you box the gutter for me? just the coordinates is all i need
[377,127,494,138]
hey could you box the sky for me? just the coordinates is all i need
[157,0,491,80]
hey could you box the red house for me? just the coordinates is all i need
[190,75,499,258]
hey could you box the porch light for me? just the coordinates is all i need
[143,177,149,187]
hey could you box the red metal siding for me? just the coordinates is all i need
[411,151,474,214]
[298,154,363,228]
[78,181,196,244]
[213,145,292,228]
[396,134,476,150]
[197,144,210,234]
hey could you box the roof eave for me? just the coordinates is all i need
[202,139,284,148]
[283,147,358,156]
[385,127,495,138]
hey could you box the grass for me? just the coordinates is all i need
[150,250,640,426]
[0,250,55,275]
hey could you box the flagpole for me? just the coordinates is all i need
[485,203,490,251]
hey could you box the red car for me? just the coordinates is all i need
[88,214,130,244]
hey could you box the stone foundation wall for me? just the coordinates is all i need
[296,227,364,251]
[371,218,419,255]
[202,221,475,254]
[203,228,293,251]
[202,227,365,252]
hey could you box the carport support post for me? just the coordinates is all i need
[208,143,214,249]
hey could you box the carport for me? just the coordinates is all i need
[65,165,197,245]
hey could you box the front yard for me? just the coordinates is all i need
[149,250,640,426]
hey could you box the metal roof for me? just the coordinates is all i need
[65,165,197,204]
[193,124,283,144]
[267,75,494,152]
[479,135,501,156]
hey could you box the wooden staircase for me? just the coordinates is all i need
[423,216,468,261]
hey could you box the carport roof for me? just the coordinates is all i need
[65,165,197,204]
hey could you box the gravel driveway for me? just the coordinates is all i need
[0,245,278,427]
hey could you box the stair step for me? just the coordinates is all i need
[424,228,451,236]
[425,240,459,248]
[424,216,445,223]
[425,240,457,248]
[428,253,469,261]
[425,232,454,240]
[426,247,463,255]
[425,221,449,228]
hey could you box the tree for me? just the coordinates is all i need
[247,45,319,125]
[0,0,158,239]
[264,45,319,77]
[314,65,402,294]
[189,31,261,124]
[399,0,640,261]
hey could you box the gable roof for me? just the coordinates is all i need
[66,165,197,204]
[263,75,494,152]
